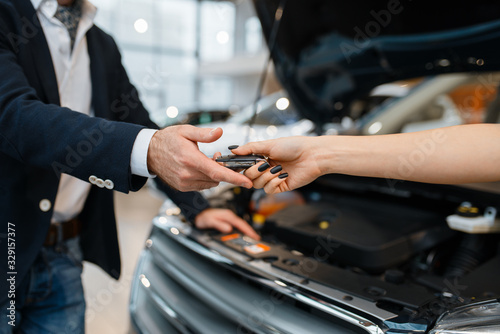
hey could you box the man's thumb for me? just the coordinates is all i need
[182,126,223,143]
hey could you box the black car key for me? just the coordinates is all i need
[215,154,266,170]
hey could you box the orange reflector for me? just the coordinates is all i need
[244,243,271,254]
[221,233,241,242]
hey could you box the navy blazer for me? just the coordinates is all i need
[0,0,209,304]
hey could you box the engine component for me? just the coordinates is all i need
[447,202,500,233]
[444,234,497,279]
[265,198,455,272]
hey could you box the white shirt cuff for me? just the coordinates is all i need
[131,129,158,178]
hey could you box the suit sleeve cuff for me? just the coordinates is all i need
[131,128,158,178]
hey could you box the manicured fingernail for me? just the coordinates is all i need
[258,162,270,172]
[278,173,288,179]
[228,145,239,150]
[270,165,282,174]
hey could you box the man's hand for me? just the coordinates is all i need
[195,208,260,240]
[147,125,253,191]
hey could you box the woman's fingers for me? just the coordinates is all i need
[243,160,289,193]
[244,161,269,179]
[263,174,288,194]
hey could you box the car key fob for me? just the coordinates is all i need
[216,154,266,170]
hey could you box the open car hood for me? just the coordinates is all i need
[253,0,500,124]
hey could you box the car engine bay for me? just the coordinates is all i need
[209,175,500,329]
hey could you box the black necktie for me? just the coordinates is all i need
[54,0,83,53]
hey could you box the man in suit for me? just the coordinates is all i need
[0,0,258,332]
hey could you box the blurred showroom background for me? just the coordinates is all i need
[93,0,281,128]
[83,0,275,333]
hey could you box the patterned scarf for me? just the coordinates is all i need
[54,0,83,52]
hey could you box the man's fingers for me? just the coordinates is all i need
[181,125,223,143]
[176,179,219,192]
[195,181,220,190]
[232,141,271,156]
[198,157,253,188]
[212,152,222,161]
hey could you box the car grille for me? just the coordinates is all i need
[130,218,384,334]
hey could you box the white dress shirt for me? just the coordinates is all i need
[31,0,156,223]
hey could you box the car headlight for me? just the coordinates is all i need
[429,300,500,333]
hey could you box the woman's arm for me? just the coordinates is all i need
[234,124,500,194]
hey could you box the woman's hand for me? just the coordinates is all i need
[232,136,324,194]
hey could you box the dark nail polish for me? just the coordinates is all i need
[278,173,288,179]
[270,165,282,174]
[258,162,270,172]
[228,145,239,150]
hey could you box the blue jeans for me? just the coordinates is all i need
[0,237,85,334]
